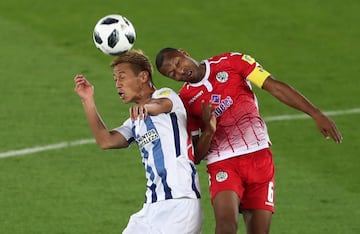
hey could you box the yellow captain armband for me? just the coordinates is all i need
[246,66,271,88]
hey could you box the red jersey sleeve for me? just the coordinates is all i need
[227,53,271,88]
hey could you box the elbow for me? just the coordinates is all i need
[193,153,204,165]
[96,140,113,150]
[99,145,111,150]
[194,158,201,165]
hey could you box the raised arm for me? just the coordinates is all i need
[74,74,129,149]
[262,76,342,143]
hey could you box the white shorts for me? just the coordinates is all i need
[122,198,203,234]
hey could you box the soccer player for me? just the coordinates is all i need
[155,48,343,234]
[74,50,202,234]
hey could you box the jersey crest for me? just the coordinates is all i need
[216,71,229,83]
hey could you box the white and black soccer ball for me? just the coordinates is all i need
[93,14,136,55]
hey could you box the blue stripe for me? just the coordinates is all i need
[142,147,157,202]
[144,117,173,200]
[190,163,201,198]
[170,112,181,157]
[132,121,158,202]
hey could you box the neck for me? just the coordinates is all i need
[199,63,206,81]
[135,87,156,105]
[191,63,206,83]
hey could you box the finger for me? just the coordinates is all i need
[134,106,140,120]
[201,100,205,109]
[210,104,216,113]
[74,79,84,86]
[74,79,85,91]
[74,74,80,81]
[201,100,212,110]
[130,107,136,121]
[143,106,148,119]
[74,77,89,88]
[139,106,144,119]
[319,127,330,140]
[329,127,343,144]
[321,127,342,144]
[74,74,84,82]
[74,76,82,84]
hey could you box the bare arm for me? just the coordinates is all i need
[262,76,342,143]
[74,75,129,149]
[193,101,217,164]
[130,97,173,120]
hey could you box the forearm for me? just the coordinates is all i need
[144,98,172,115]
[262,76,342,143]
[81,99,115,149]
[194,130,214,164]
[193,100,217,164]
[263,78,321,117]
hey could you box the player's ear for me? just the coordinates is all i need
[139,71,150,83]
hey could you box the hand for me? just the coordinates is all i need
[201,100,216,134]
[130,105,148,121]
[74,74,94,101]
[313,112,343,144]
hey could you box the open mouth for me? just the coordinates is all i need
[118,92,125,99]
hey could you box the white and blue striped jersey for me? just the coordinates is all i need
[114,88,201,204]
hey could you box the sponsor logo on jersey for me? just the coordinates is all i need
[214,96,233,117]
[216,71,229,83]
[216,171,228,182]
[188,90,204,104]
[157,89,171,97]
[241,54,255,64]
[137,129,160,149]
[211,94,221,104]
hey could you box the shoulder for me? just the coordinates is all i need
[153,87,184,108]
[206,52,244,61]
[153,87,177,99]
[179,84,199,99]
[204,52,255,69]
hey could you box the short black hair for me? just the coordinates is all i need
[155,47,178,70]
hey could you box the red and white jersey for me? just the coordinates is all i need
[179,52,272,165]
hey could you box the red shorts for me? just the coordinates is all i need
[207,148,275,212]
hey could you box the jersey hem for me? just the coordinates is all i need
[205,144,270,165]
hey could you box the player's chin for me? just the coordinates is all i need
[120,98,130,104]
[118,96,127,103]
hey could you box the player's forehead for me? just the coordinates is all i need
[113,63,134,75]
[159,60,179,74]
[162,52,183,66]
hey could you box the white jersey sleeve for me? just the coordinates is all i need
[115,118,136,145]
[152,87,184,113]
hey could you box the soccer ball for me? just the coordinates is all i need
[93,14,136,55]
